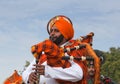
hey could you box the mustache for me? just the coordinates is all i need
[89,70,95,73]
[49,36,57,40]
[49,35,64,45]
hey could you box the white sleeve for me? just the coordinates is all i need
[22,58,36,83]
[44,61,83,82]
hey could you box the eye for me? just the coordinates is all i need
[50,29,53,33]
[55,29,59,32]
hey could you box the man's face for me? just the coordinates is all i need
[88,65,95,77]
[49,26,64,45]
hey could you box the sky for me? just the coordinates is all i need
[0,0,120,83]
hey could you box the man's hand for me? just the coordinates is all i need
[33,64,45,75]
[28,64,45,83]
[28,72,38,83]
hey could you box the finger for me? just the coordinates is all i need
[32,65,45,71]
[32,69,43,74]
[33,64,40,67]
[29,73,38,82]
[32,68,44,75]
[33,64,44,68]
[38,69,44,75]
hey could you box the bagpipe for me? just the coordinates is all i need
[31,32,101,84]
[31,32,94,68]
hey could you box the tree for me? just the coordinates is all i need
[101,47,120,84]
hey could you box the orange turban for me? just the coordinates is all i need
[47,15,74,40]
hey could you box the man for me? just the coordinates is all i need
[22,15,99,84]
[87,50,105,84]
[87,60,95,84]
[101,76,115,84]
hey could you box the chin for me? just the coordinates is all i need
[89,73,95,76]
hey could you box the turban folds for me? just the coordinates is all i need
[47,15,74,40]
